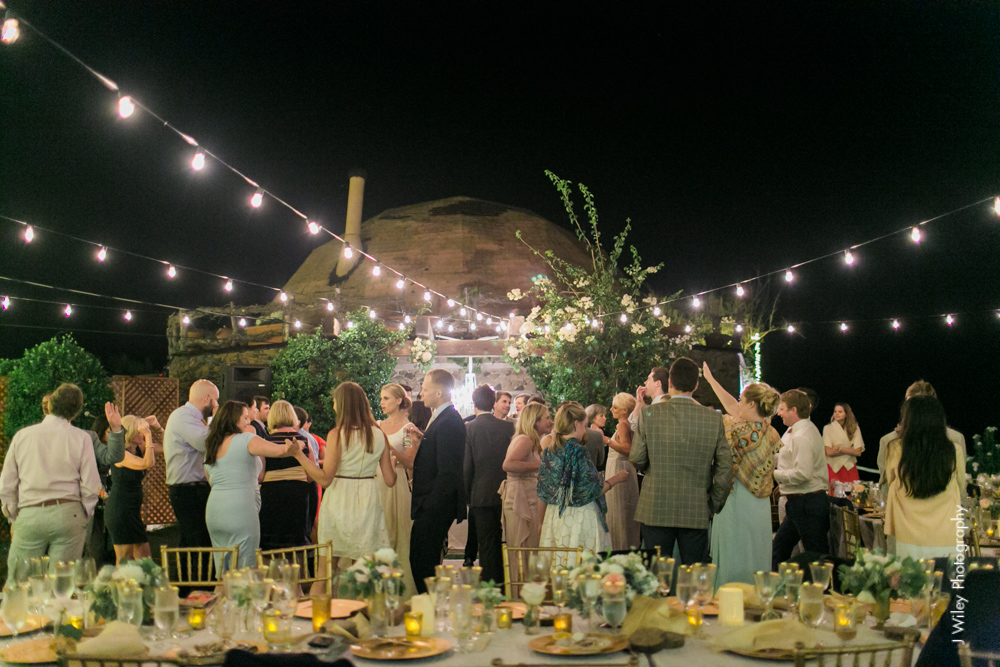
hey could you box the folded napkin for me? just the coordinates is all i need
[712,619,826,653]
[622,595,695,638]
[75,621,148,659]
[888,612,917,628]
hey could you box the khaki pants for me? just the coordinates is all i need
[6,503,88,586]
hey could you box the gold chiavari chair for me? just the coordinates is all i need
[840,505,862,557]
[792,638,915,667]
[959,644,1000,667]
[502,545,583,601]
[159,545,239,588]
[256,542,334,595]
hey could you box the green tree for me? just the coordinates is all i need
[271,308,407,436]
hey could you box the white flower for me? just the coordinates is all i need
[421,351,432,362]
[856,590,876,604]
[507,346,520,359]
[621,295,634,307]
[630,323,647,335]
[375,565,392,577]
[604,564,624,575]
[375,548,397,565]
[645,266,659,274]
[112,564,146,585]
[507,288,523,301]
[355,572,369,583]
[521,582,547,605]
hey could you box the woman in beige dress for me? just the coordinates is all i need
[500,403,551,585]
[376,383,417,600]
[606,392,641,550]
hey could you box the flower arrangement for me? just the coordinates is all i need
[476,580,506,609]
[337,548,405,600]
[564,550,660,615]
[85,558,164,623]
[967,427,999,476]
[409,337,437,372]
[837,548,925,624]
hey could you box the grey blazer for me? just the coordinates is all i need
[629,397,734,530]
[463,413,515,507]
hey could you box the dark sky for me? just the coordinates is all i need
[1,1,998,462]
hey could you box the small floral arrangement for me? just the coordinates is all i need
[967,427,999,476]
[837,548,925,607]
[337,548,405,599]
[86,558,164,623]
[409,337,437,372]
[564,550,660,615]
[476,580,506,609]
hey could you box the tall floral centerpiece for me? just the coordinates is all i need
[837,549,925,629]
[409,338,437,373]
[85,558,165,623]
[337,549,405,637]
[565,551,660,615]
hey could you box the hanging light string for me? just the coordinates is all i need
[781,306,1000,335]
[2,14,511,327]
[0,322,168,338]
[591,195,998,321]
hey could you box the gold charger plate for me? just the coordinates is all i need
[0,615,49,637]
[529,633,629,656]
[295,598,368,620]
[350,637,452,660]
[727,647,796,661]
[0,637,60,664]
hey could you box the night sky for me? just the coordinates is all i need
[1,1,998,467]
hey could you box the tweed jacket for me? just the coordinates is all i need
[463,413,515,507]
[411,405,468,523]
[629,396,734,530]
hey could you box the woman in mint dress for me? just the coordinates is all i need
[204,401,295,571]
[702,364,783,588]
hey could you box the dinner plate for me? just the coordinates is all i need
[294,598,368,620]
[0,615,48,637]
[162,640,268,665]
[350,636,452,660]
[0,637,59,664]
[529,633,629,656]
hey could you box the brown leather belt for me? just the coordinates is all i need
[22,499,78,509]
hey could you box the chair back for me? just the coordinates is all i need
[839,505,862,558]
[502,545,583,601]
[159,545,239,588]
[959,645,1000,667]
[968,517,982,557]
[792,638,914,667]
[256,542,333,595]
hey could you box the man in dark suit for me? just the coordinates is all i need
[408,369,467,593]
[463,384,515,584]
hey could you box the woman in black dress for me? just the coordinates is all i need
[105,415,156,563]
[258,400,314,550]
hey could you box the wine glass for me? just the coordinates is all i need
[1,583,30,637]
[213,598,238,648]
[154,587,180,640]
[655,557,675,596]
[527,552,549,585]
[266,558,288,583]
[52,562,75,602]
[753,571,781,620]
[74,558,96,595]
[431,577,451,634]
[11,558,31,586]
[809,562,834,593]
[550,569,569,614]
[247,577,273,634]
[582,573,602,633]
[27,572,52,616]
[278,564,300,597]
[601,587,627,636]
[781,567,804,619]
[385,571,404,626]
[798,582,825,628]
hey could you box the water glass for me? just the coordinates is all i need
[655,556,675,596]
[753,571,781,620]
[781,568,804,619]
[1,583,30,636]
[798,582,825,628]
[449,585,474,652]
[384,571,404,626]
[248,577,273,633]
[261,608,289,651]
[278,564,300,595]
[117,585,144,628]
[266,558,288,582]
[52,562,75,601]
[675,566,696,609]
[154,587,180,639]
[809,562,834,593]
[583,573,602,632]
[601,590,627,635]
[527,552,549,584]
[550,569,569,611]
[431,577,451,633]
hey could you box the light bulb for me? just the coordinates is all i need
[372,264,381,276]
[124,310,132,321]
[118,96,135,118]
[396,278,405,289]
[501,321,507,331]
[736,284,745,297]
[224,279,233,292]
[911,227,921,243]
[471,323,477,331]
[250,189,263,208]
[1,296,8,310]
[653,306,661,316]
[751,333,760,341]
[64,304,72,317]
[995,196,1000,216]
[326,301,334,312]
[448,324,454,332]
[684,325,692,333]
[347,321,355,329]
[24,226,33,243]
[840,322,848,332]
[787,324,795,333]
[436,319,444,329]
[404,315,411,324]
[692,297,701,309]
[369,310,377,319]
[510,312,516,319]
[460,307,467,316]
[398,323,405,330]
[591,319,599,328]
[294,320,302,329]
[785,270,794,283]
[892,319,900,330]
[620,313,627,323]
[496,325,502,333]
[447,299,455,308]
[182,315,190,325]
[735,324,743,333]
[308,221,320,235]
[277,292,287,302]
[424,291,432,302]
[343,244,353,258]
[97,247,107,262]
[544,325,551,333]
[167,265,177,278]
[191,152,206,171]
[946,314,954,326]
[239,318,247,327]
[844,250,855,265]
[476,312,483,321]
[2,18,20,44]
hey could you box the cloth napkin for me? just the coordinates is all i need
[621,595,695,638]
[712,619,826,653]
[74,621,149,659]
[888,612,917,627]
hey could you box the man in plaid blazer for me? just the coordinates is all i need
[629,358,734,564]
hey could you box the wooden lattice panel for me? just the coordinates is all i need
[112,376,180,526]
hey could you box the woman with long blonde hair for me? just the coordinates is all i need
[606,392,641,550]
[105,415,157,563]
[499,403,551,577]
[294,382,397,574]
[376,383,416,599]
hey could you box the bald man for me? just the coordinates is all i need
[163,380,219,549]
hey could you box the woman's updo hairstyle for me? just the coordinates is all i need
[741,382,781,419]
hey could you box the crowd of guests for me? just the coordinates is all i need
[0,364,971,596]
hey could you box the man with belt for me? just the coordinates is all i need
[0,383,101,585]
[771,389,830,569]
[163,379,219,549]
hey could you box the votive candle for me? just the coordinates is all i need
[187,607,206,630]
[405,611,423,637]
[553,612,573,632]
[496,607,513,629]
[717,586,744,626]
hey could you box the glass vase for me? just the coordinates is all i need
[523,603,541,634]
[367,583,388,638]
[871,596,891,630]
[477,603,495,634]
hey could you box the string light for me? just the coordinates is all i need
[368,309,377,319]
[684,325,692,333]
[436,319,444,329]
[544,325,551,332]
[735,324,743,333]
[63,304,72,317]
[250,189,264,208]
[691,297,701,309]
[486,317,492,325]
[1,18,20,44]
[23,225,33,243]
[994,197,999,216]
[307,221,320,235]
[326,301,334,312]
[591,319,599,328]
[279,292,288,302]
[784,270,794,283]
[496,325,502,333]
[787,324,795,333]
[910,227,921,243]
[191,152,206,171]
[342,244,353,259]
[117,95,135,118]
[396,278,405,290]
[347,321,355,329]
[294,319,302,329]
[398,322,405,330]
[224,279,233,292]
[403,315,411,324]
[97,247,107,262]
[945,314,954,326]
[371,264,381,277]
[476,312,483,321]
[471,322,477,331]
[182,315,190,325]
[423,291,431,302]
[2,296,10,310]
[447,299,455,307]
[167,265,177,278]
[239,317,246,327]
[892,319,900,330]
[840,322,848,332]
[124,310,132,321]
[736,284,745,297]
[620,313,627,323]
[844,250,855,265]
[653,307,661,316]
[460,307,467,316]
[448,324,454,332]
[510,312,516,319]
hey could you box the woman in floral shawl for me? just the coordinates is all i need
[537,403,629,558]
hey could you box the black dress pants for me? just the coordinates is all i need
[640,524,709,565]
[771,492,830,570]
[463,511,478,566]
[469,506,503,584]
[410,509,456,594]
[168,483,212,548]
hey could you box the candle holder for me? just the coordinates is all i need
[311,594,331,633]
[404,611,423,637]
[553,611,573,633]
[262,609,290,652]
[834,603,858,641]
[495,606,513,629]
[187,606,206,630]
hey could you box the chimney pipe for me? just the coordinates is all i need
[336,168,366,277]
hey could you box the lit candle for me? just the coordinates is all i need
[717,586,744,626]
[405,611,423,637]
[410,594,435,634]
[187,607,206,630]
[553,612,573,632]
[496,607,513,629]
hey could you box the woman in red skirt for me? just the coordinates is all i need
[823,402,865,486]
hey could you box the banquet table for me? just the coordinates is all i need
[0,604,921,667]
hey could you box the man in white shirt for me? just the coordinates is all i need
[163,379,218,549]
[0,383,101,584]
[771,389,830,569]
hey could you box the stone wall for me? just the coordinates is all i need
[687,345,745,411]
[168,346,283,403]
[390,358,536,396]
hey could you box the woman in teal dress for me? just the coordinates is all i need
[702,364,783,588]
[204,401,295,570]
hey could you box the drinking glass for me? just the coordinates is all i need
[675,566,695,610]
[1,583,30,637]
[582,573,602,633]
[117,585,144,628]
[248,577,273,634]
[224,570,247,600]
[278,564,300,596]
[266,558,288,582]
[601,589,627,635]
[73,558,96,594]
[154,587,180,640]
[753,571,781,621]
[384,571,404,626]
[550,569,569,613]
[655,557,675,596]
[214,598,238,648]
[449,585,474,652]
[918,559,936,632]
[431,577,451,633]
[29,557,49,579]
[460,567,481,588]
[798,583,825,628]
[27,573,52,616]
[52,562,75,602]
[527,552,549,584]
[781,568,804,619]
[809,562,834,593]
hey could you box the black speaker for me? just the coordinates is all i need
[224,364,272,404]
